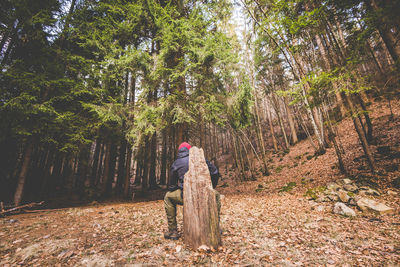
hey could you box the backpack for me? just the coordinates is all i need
[206,160,221,188]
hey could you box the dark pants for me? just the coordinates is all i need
[164,188,221,230]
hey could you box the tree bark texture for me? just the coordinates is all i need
[183,147,221,250]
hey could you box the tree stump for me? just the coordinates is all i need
[183,147,221,250]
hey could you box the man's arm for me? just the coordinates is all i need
[168,164,179,191]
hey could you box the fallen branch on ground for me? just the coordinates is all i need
[0,201,44,216]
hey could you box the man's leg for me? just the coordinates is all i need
[164,189,183,239]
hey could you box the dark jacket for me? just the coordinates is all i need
[168,147,221,192]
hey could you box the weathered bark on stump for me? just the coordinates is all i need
[183,147,221,250]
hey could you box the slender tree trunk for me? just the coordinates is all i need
[141,140,150,191]
[1,35,15,66]
[95,142,105,186]
[315,33,347,118]
[366,39,384,74]
[76,147,90,196]
[134,148,142,185]
[322,103,346,173]
[267,104,278,152]
[277,107,290,150]
[235,134,245,181]
[372,14,400,65]
[124,71,136,196]
[301,88,326,153]
[159,129,168,185]
[116,140,127,194]
[237,134,255,180]
[148,132,157,189]
[254,92,270,175]
[356,94,373,142]
[283,97,298,144]
[123,147,132,198]
[101,141,112,195]
[105,143,117,196]
[0,22,12,53]
[40,147,55,196]
[345,94,376,172]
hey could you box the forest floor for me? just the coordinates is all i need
[1,99,400,266]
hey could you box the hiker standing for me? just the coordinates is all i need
[163,142,221,240]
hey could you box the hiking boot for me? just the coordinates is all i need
[164,229,180,240]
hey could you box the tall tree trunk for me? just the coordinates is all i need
[356,94,373,143]
[134,149,143,185]
[40,147,55,197]
[116,140,127,194]
[364,0,400,67]
[141,140,150,191]
[322,103,346,173]
[237,134,255,180]
[301,88,326,153]
[345,94,376,172]
[148,132,157,189]
[159,129,168,185]
[283,97,298,144]
[366,39,384,74]
[267,104,278,152]
[254,92,270,175]
[123,147,132,198]
[277,108,290,150]
[76,146,90,196]
[95,142,105,186]
[101,141,112,195]
[13,141,34,206]
[105,144,117,196]
[315,33,346,118]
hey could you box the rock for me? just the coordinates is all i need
[327,194,339,202]
[387,190,398,196]
[342,179,353,185]
[343,184,358,192]
[304,222,319,229]
[359,188,380,196]
[348,198,357,206]
[315,206,325,212]
[197,245,211,252]
[315,196,329,203]
[327,183,340,191]
[324,190,338,196]
[356,198,394,215]
[338,190,350,203]
[333,202,356,217]
[175,245,182,253]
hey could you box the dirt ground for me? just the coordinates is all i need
[1,99,400,266]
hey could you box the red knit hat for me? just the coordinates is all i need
[178,142,191,150]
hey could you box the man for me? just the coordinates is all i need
[164,142,221,240]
